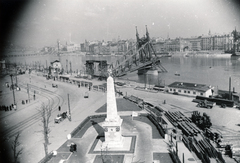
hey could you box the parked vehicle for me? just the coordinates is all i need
[52,83,58,88]
[84,92,89,98]
[220,103,226,108]
[197,100,215,109]
[54,111,67,123]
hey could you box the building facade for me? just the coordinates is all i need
[168,82,213,97]
[51,60,62,71]
[66,43,80,52]
[78,30,238,54]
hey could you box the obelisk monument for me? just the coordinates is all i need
[102,71,123,148]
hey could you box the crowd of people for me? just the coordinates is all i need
[0,104,16,111]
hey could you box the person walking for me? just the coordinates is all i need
[59,106,61,111]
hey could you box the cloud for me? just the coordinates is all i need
[31,20,40,25]
[84,7,99,17]
[52,16,61,21]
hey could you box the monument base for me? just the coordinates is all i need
[95,136,132,152]
[102,136,125,149]
[89,135,136,154]
[102,118,124,148]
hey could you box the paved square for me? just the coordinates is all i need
[89,135,136,154]
[93,155,124,163]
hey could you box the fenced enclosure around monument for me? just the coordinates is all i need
[38,113,173,162]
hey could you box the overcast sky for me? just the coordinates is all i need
[1,0,240,48]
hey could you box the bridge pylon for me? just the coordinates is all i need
[109,26,167,77]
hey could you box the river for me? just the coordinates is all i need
[5,53,240,93]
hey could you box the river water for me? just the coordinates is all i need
[6,53,240,93]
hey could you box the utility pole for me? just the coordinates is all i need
[10,74,16,106]
[68,94,71,121]
[70,61,72,75]
[27,84,30,103]
[15,74,18,86]
[148,75,151,89]
[66,59,68,74]
[144,74,146,88]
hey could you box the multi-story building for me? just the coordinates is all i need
[78,29,238,54]
[66,43,80,52]
[223,34,234,52]
[201,33,233,51]
[152,41,165,53]
[184,37,202,51]
[164,39,181,52]
[201,36,211,51]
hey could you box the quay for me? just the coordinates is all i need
[0,71,239,163]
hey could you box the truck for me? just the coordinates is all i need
[196,99,215,109]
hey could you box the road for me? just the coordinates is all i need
[0,72,107,163]
[1,71,239,163]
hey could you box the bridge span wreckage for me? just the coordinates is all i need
[85,26,167,79]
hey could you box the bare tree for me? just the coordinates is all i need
[12,132,23,163]
[39,103,53,157]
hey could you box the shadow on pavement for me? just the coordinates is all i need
[91,120,104,137]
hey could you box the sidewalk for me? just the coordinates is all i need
[1,72,228,163]
[0,72,108,163]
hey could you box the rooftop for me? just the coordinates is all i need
[168,82,212,92]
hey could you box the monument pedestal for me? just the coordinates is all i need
[102,118,124,148]
[101,75,125,149]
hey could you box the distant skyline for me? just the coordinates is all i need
[1,0,240,49]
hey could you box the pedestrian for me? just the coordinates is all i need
[33,94,36,100]
[59,106,61,111]
[26,100,28,104]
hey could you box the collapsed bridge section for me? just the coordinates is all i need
[85,26,167,78]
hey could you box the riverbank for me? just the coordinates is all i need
[0,70,239,162]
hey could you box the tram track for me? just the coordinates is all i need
[0,84,56,119]
[0,83,64,140]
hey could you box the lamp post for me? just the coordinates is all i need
[68,94,71,121]
[15,74,18,86]
[10,74,16,108]
[29,74,31,83]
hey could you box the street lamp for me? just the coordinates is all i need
[10,74,16,109]
[29,74,31,83]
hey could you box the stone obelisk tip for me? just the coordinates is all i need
[106,76,120,122]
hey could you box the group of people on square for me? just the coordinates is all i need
[0,104,16,111]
